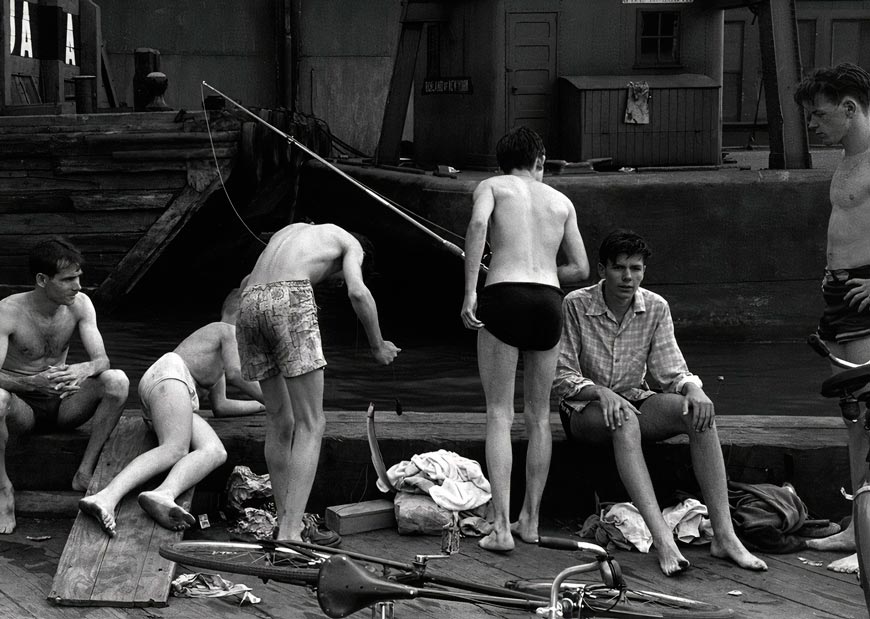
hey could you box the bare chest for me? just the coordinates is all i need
[7,313,76,364]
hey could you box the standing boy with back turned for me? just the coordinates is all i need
[461,126,590,552]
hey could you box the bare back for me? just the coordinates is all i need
[828,148,870,269]
[172,322,235,389]
[482,175,571,287]
[245,223,351,287]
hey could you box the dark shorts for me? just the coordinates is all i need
[818,266,870,343]
[15,392,63,433]
[558,394,654,442]
[476,282,564,351]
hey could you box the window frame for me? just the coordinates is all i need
[634,9,683,69]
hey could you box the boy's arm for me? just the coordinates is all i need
[208,375,266,418]
[557,200,590,286]
[341,238,400,365]
[460,181,495,329]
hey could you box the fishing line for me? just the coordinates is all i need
[200,82,267,247]
[201,81,486,271]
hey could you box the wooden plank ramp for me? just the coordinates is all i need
[48,417,193,607]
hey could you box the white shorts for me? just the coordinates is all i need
[138,352,199,426]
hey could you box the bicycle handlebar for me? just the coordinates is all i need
[807,333,861,369]
[539,536,609,558]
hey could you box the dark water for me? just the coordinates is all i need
[69,295,835,417]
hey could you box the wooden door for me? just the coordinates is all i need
[506,12,557,143]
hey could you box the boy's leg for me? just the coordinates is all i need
[261,370,325,541]
[636,394,766,571]
[259,374,294,536]
[567,397,690,575]
[806,336,870,572]
[477,328,519,552]
[511,346,559,544]
[57,369,129,491]
[0,390,34,534]
[79,379,193,535]
[139,413,227,531]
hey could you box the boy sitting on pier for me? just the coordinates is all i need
[0,238,129,534]
[79,289,265,536]
[554,230,767,576]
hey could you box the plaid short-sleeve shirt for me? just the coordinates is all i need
[553,281,702,412]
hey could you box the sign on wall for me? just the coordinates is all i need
[8,0,80,65]
[423,77,473,95]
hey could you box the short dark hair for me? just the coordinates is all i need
[29,237,84,279]
[495,126,545,174]
[599,229,652,266]
[794,62,870,112]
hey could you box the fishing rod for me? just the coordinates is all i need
[202,81,486,272]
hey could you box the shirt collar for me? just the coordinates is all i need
[587,280,647,316]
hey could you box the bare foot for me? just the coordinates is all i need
[655,541,691,576]
[827,553,859,574]
[510,519,539,544]
[71,470,92,493]
[138,491,196,531]
[78,496,117,537]
[0,483,16,534]
[479,529,515,553]
[710,535,768,571]
[805,527,856,553]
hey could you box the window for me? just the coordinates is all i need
[636,11,680,67]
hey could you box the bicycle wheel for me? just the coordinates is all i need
[159,540,322,585]
[581,585,735,618]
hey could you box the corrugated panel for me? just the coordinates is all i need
[576,84,718,166]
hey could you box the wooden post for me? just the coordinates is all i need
[757,0,811,169]
[79,0,104,109]
[375,1,448,166]
[133,48,160,111]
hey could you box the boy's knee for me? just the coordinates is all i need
[209,443,228,466]
[100,369,130,400]
[611,413,642,444]
[0,389,11,415]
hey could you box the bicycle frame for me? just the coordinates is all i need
[808,333,870,614]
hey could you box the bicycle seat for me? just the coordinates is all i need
[317,554,417,618]
[821,365,870,400]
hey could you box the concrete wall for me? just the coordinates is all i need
[299,162,833,341]
[295,0,401,156]
[97,0,279,111]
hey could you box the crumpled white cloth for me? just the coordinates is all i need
[663,498,713,545]
[603,499,712,553]
[171,573,261,605]
[377,449,492,511]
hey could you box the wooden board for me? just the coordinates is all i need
[48,417,193,607]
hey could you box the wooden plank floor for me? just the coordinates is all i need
[48,417,193,607]
[0,514,865,618]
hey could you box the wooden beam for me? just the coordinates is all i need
[92,159,234,310]
[375,20,423,165]
[757,0,811,169]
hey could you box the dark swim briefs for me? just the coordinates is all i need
[818,265,870,343]
[15,391,63,433]
[476,282,564,351]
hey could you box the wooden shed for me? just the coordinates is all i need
[559,74,720,167]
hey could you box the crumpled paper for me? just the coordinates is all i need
[226,465,274,513]
[228,506,277,540]
[171,572,261,605]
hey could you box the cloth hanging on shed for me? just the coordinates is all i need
[624,81,650,124]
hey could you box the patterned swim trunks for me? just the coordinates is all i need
[236,280,327,381]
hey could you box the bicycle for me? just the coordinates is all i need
[807,333,870,614]
[159,535,735,618]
